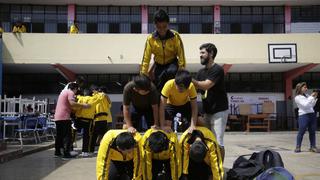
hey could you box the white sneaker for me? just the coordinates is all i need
[70,151,79,156]
[71,123,77,130]
[80,152,90,157]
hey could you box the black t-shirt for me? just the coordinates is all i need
[196,64,228,114]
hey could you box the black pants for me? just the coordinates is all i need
[131,107,154,132]
[90,121,111,152]
[152,159,172,180]
[154,60,178,91]
[76,119,92,153]
[180,159,211,180]
[55,120,72,155]
[109,160,133,180]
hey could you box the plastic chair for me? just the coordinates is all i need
[36,116,55,142]
[14,116,38,146]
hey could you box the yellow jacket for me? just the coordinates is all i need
[12,25,26,33]
[69,24,79,34]
[75,95,100,120]
[179,127,224,180]
[140,30,186,75]
[140,129,181,180]
[96,130,142,180]
[94,92,112,122]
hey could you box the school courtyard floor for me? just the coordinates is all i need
[0,131,319,180]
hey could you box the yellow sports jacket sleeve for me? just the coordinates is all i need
[179,131,190,175]
[96,131,115,180]
[208,142,224,180]
[168,132,181,180]
[133,133,142,180]
[140,35,153,76]
[175,32,186,69]
[140,129,154,180]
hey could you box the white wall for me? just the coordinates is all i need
[2,33,320,66]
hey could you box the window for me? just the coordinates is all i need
[57,23,67,33]
[131,23,141,33]
[231,23,241,33]
[109,23,119,33]
[87,23,97,33]
[32,22,44,32]
[148,6,213,34]
[221,6,285,34]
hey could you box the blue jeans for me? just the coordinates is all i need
[296,112,317,148]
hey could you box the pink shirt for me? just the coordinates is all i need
[54,89,75,121]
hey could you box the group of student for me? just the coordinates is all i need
[73,85,112,157]
[96,126,224,180]
[54,8,229,179]
[95,9,229,180]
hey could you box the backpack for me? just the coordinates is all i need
[227,154,264,180]
[252,150,284,170]
[256,167,295,180]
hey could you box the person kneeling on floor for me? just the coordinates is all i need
[96,130,141,180]
[179,124,224,180]
[140,129,181,180]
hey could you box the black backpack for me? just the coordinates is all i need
[227,154,264,180]
[252,150,284,170]
[227,150,284,180]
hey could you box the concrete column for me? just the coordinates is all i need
[214,5,221,34]
[222,64,232,75]
[285,5,291,33]
[0,37,2,95]
[283,64,318,99]
[68,4,76,29]
[141,5,148,34]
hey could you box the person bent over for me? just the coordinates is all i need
[160,69,198,133]
[123,75,159,133]
[96,130,142,180]
[140,129,181,180]
[179,125,224,180]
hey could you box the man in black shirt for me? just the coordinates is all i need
[123,75,159,133]
[192,43,229,162]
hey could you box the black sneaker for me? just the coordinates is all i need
[309,147,320,153]
[294,147,301,153]
[54,152,62,158]
[62,153,77,160]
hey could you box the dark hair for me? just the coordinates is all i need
[90,84,99,92]
[116,132,136,150]
[175,69,192,90]
[83,89,92,96]
[148,131,169,153]
[199,43,218,60]
[68,82,79,90]
[133,75,151,91]
[189,141,207,163]
[98,86,107,93]
[154,9,169,23]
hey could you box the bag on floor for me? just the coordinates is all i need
[255,167,295,180]
[227,154,264,180]
[252,149,284,170]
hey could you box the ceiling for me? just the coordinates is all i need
[4,63,320,74]
[0,0,319,6]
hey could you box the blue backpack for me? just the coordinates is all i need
[256,167,295,180]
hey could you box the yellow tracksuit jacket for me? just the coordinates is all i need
[179,126,224,180]
[140,129,181,180]
[69,24,79,34]
[96,130,142,180]
[75,95,100,120]
[94,92,112,123]
[140,29,186,75]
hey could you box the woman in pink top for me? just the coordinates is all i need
[54,82,89,158]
